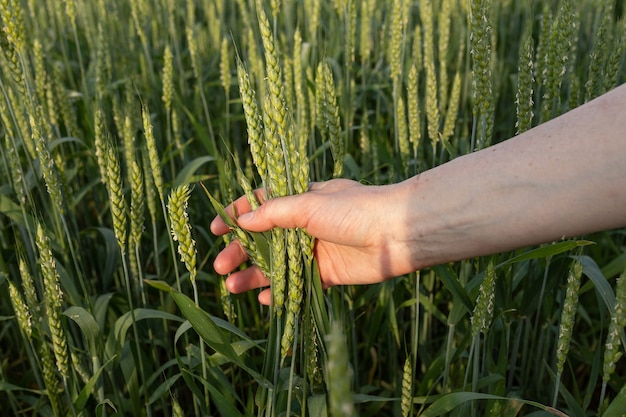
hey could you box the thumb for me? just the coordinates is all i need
[237,194,308,232]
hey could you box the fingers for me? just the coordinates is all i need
[214,240,272,305]
[236,193,311,232]
[213,240,248,275]
[224,265,270,294]
[210,190,267,235]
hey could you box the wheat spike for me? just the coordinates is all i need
[31,112,65,215]
[389,0,403,84]
[280,229,304,358]
[270,227,286,315]
[407,63,421,161]
[401,355,413,417]
[421,0,441,153]
[585,3,613,102]
[36,223,69,378]
[602,274,626,382]
[220,37,231,97]
[162,44,174,113]
[441,70,462,143]
[129,158,145,250]
[359,0,374,61]
[40,343,62,415]
[304,0,320,43]
[471,263,497,338]
[516,28,535,134]
[554,258,583,403]
[438,0,452,112]
[470,0,494,148]
[8,280,32,340]
[397,96,410,176]
[3,133,26,206]
[142,104,164,201]
[318,63,343,178]
[541,0,575,121]
[168,185,197,283]
[18,258,40,321]
[237,59,267,183]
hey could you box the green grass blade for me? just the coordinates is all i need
[421,392,569,417]
[172,155,216,187]
[497,240,595,268]
[146,280,271,388]
[578,255,616,314]
[63,305,100,352]
[105,306,184,359]
[603,382,626,417]
[432,265,473,313]
[73,357,115,411]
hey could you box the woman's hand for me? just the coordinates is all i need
[210,179,417,305]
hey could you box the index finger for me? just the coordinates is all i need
[210,189,267,236]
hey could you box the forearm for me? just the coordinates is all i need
[400,83,626,270]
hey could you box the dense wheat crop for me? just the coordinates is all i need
[0,0,625,416]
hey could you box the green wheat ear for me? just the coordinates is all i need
[168,185,197,283]
[470,0,494,149]
[8,280,32,341]
[516,27,535,135]
[471,262,497,339]
[401,355,413,417]
[553,258,583,406]
[602,273,626,382]
[36,223,69,379]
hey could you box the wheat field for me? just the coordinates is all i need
[0,0,625,416]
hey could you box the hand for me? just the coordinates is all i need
[210,179,416,305]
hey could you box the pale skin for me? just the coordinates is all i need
[211,83,626,306]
